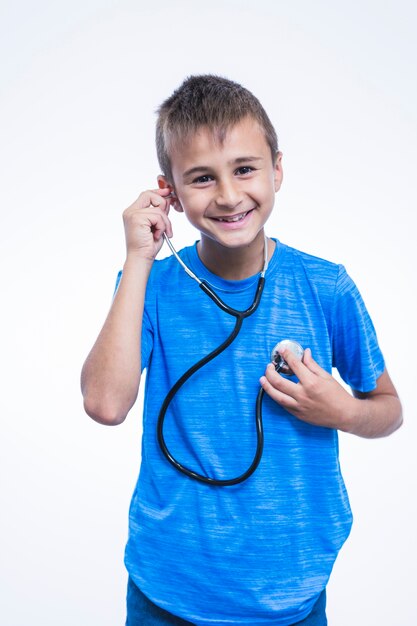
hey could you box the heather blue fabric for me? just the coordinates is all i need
[125,578,327,625]
[122,239,384,625]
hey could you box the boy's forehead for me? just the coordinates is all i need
[169,117,269,167]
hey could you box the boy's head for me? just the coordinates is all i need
[156,75,278,184]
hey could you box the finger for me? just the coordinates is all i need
[124,204,170,230]
[151,187,175,214]
[125,205,172,241]
[129,190,171,213]
[150,211,173,240]
[302,348,329,377]
[148,191,171,211]
[161,214,173,239]
[264,363,299,397]
[278,347,311,383]
[259,374,298,410]
[153,187,172,195]
[165,215,173,238]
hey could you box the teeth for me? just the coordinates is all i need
[217,212,248,223]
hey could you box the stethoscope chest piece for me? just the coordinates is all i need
[271,339,304,376]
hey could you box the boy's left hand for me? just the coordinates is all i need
[260,348,354,430]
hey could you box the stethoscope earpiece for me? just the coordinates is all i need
[271,340,304,376]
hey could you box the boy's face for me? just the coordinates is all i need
[159,116,283,253]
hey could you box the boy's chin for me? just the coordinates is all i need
[200,229,266,250]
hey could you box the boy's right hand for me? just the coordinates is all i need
[123,188,174,262]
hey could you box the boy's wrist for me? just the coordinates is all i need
[332,394,359,434]
[339,396,368,435]
[124,251,155,271]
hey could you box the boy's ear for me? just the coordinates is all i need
[273,152,284,192]
[157,175,183,213]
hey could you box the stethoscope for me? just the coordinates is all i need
[157,233,304,487]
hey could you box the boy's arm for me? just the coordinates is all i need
[260,348,403,438]
[80,188,173,425]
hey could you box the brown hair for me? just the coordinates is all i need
[156,74,278,182]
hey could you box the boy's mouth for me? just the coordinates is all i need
[212,209,253,223]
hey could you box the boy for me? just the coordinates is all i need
[81,75,402,625]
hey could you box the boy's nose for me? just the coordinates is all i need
[215,180,242,209]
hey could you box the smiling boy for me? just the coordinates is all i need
[81,75,402,625]
[161,115,280,280]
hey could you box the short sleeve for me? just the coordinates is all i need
[331,266,385,392]
[113,271,153,372]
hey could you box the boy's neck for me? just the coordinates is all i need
[197,232,275,281]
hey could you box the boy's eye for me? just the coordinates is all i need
[235,166,254,175]
[192,174,213,184]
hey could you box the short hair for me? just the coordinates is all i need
[156,74,278,182]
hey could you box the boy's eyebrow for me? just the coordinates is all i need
[182,156,263,179]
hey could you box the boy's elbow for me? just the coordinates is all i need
[83,395,128,426]
[391,398,404,433]
[379,394,403,437]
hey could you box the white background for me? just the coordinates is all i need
[1,1,416,624]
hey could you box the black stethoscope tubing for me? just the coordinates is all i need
[157,273,273,487]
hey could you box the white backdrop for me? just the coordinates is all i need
[1,1,416,624]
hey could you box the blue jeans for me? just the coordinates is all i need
[125,578,327,625]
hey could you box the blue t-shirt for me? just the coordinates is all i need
[123,239,385,625]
